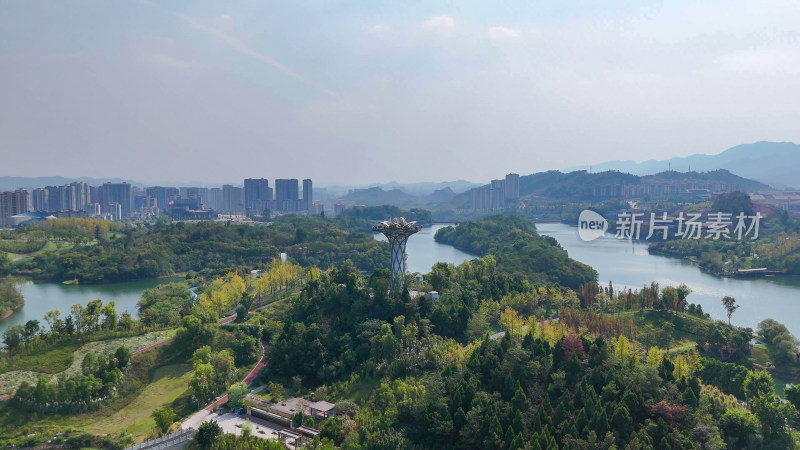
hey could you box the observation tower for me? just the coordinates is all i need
[372,217,422,292]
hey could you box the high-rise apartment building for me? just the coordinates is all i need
[244,178,271,212]
[145,187,179,212]
[0,190,31,227]
[504,173,520,200]
[71,182,90,211]
[491,179,505,209]
[302,179,313,211]
[275,179,299,212]
[222,185,244,212]
[31,188,49,211]
[207,188,223,211]
[99,183,132,216]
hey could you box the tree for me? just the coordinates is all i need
[758,319,789,343]
[44,310,62,335]
[719,408,758,448]
[610,405,633,441]
[23,320,40,343]
[786,384,800,412]
[190,362,215,405]
[82,351,98,376]
[227,382,248,409]
[743,370,774,402]
[751,394,799,439]
[152,407,177,435]
[70,304,85,335]
[3,324,23,352]
[676,284,691,314]
[115,346,131,368]
[721,296,738,326]
[267,382,285,402]
[118,311,135,330]
[499,308,524,338]
[195,420,221,448]
[101,301,117,330]
[293,411,305,428]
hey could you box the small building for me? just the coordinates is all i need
[296,426,321,439]
[269,398,308,419]
[308,401,336,419]
[249,407,292,428]
[413,274,423,285]
[250,269,262,279]
[428,291,440,301]
[267,397,337,420]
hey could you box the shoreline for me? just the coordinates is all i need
[0,306,22,322]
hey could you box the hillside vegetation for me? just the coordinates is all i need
[434,215,597,289]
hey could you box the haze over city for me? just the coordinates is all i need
[2,0,800,185]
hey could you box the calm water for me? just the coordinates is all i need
[0,278,176,336]
[373,223,477,275]
[537,223,800,336]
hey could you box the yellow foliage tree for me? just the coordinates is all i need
[499,307,525,338]
[611,335,638,368]
[672,354,690,380]
[646,346,666,367]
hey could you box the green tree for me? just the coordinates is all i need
[293,411,305,428]
[114,346,131,369]
[190,362,215,405]
[194,420,221,448]
[3,324,23,351]
[23,320,40,343]
[721,296,738,326]
[719,408,758,448]
[785,384,800,412]
[743,370,774,402]
[227,382,248,409]
[152,407,177,435]
[610,405,633,441]
[751,394,799,439]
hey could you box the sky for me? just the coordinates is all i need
[2,0,799,186]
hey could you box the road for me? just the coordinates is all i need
[182,341,268,430]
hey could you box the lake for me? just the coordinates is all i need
[373,223,477,275]
[0,278,176,336]
[537,223,800,336]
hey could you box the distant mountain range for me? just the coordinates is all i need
[566,141,799,189]
[448,169,772,206]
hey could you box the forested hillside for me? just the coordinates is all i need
[4,218,388,284]
[434,215,597,289]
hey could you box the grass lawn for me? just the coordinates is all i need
[83,363,193,441]
[0,343,78,375]
[0,329,175,395]
[0,344,189,446]
[341,375,380,403]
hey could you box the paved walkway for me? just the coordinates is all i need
[132,338,174,356]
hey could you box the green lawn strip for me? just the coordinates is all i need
[0,343,78,375]
[83,363,193,441]
[64,329,175,379]
[0,343,187,444]
[0,329,175,395]
[751,344,771,367]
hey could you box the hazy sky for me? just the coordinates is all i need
[2,0,799,185]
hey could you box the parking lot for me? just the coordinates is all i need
[206,412,286,440]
